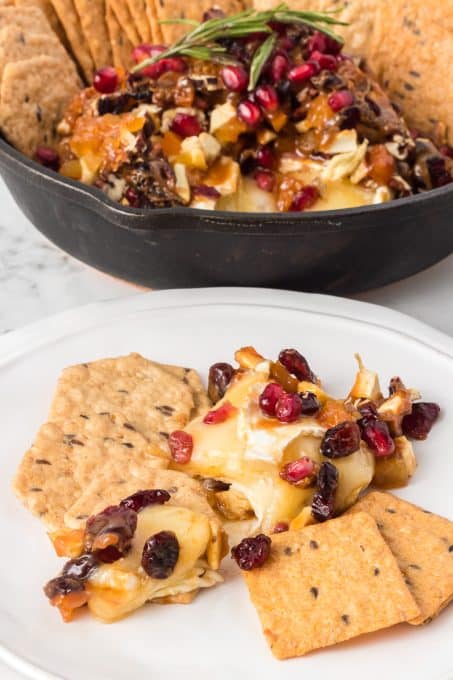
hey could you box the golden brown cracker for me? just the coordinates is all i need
[242,512,419,659]
[154,0,244,44]
[145,0,164,44]
[0,26,72,83]
[106,0,134,69]
[109,0,140,47]
[126,0,152,42]
[0,55,79,155]
[48,0,94,80]
[157,362,211,418]
[349,492,453,624]
[73,0,112,69]
[13,0,68,45]
[0,5,51,32]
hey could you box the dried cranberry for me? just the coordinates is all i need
[254,84,279,112]
[120,489,171,512]
[278,348,317,383]
[402,402,440,440]
[310,50,338,71]
[299,391,321,415]
[170,113,201,138]
[361,419,395,458]
[169,430,193,463]
[231,534,271,570]
[270,53,290,82]
[141,530,179,579]
[237,100,262,127]
[259,382,285,417]
[288,62,318,84]
[93,66,118,94]
[203,400,236,424]
[290,185,320,211]
[255,145,274,169]
[280,456,316,485]
[44,576,84,600]
[358,401,379,422]
[321,421,361,458]
[275,392,302,423]
[311,461,338,522]
[328,89,354,112]
[208,362,235,402]
[254,169,275,192]
[62,554,99,581]
[220,65,249,92]
[125,187,140,207]
[426,156,452,188]
[35,146,60,171]
[194,184,221,199]
[84,505,137,562]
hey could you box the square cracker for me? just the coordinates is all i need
[0,26,74,83]
[48,0,94,81]
[13,0,68,46]
[242,512,419,659]
[348,492,453,624]
[126,0,152,43]
[0,55,79,156]
[73,0,112,70]
[106,1,134,70]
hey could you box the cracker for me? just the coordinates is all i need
[126,0,152,43]
[348,492,453,624]
[153,0,244,44]
[0,26,73,83]
[13,0,68,46]
[106,0,134,70]
[0,5,51,33]
[0,55,79,155]
[145,0,163,44]
[48,0,94,80]
[13,413,167,531]
[157,362,211,418]
[73,0,112,70]
[48,353,196,442]
[109,0,140,47]
[242,512,419,659]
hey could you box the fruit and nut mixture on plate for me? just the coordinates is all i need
[37,6,453,212]
[13,344,452,657]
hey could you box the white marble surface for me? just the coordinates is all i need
[0,177,452,680]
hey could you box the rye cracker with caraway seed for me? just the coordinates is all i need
[126,0,152,43]
[0,26,74,83]
[106,0,134,70]
[0,54,79,156]
[48,0,94,80]
[348,491,453,625]
[73,0,112,70]
[242,512,420,659]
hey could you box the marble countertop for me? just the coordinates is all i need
[0,176,452,680]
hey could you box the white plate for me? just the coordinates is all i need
[1,288,452,680]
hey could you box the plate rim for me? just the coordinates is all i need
[1,287,452,680]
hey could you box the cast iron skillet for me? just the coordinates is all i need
[1,137,452,294]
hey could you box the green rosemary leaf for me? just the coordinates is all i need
[248,34,277,91]
[159,18,199,27]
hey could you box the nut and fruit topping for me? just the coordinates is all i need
[141,530,180,579]
[84,505,137,562]
[278,349,317,383]
[402,402,440,440]
[203,400,237,424]
[208,362,235,402]
[169,430,194,463]
[321,421,361,458]
[311,461,338,522]
[280,456,318,486]
[119,489,171,512]
[231,534,272,570]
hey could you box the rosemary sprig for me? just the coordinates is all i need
[132,4,347,86]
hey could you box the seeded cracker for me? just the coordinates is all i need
[348,492,453,624]
[73,0,112,70]
[0,26,74,83]
[106,0,134,70]
[242,513,419,659]
[126,0,152,43]
[0,55,79,156]
[109,0,140,47]
[48,0,94,80]
[0,5,51,33]
[13,0,68,47]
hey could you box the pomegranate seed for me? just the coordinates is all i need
[35,146,60,171]
[278,348,317,383]
[321,421,361,458]
[290,185,320,211]
[278,36,296,52]
[132,44,166,63]
[270,53,290,82]
[288,61,318,84]
[402,402,440,440]
[125,187,140,207]
[168,430,193,463]
[237,100,262,127]
[311,461,338,522]
[203,400,237,424]
[220,65,249,92]
[299,391,321,415]
[170,113,201,138]
[440,144,453,159]
[275,392,302,423]
[360,419,395,458]
[280,456,317,485]
[139,56,186,79]
[254,84,279,112]
[254,169,275,192]
[256,145,274,169]
[208,362,235,402]
[310,50,338,71]
[93,66,118,94]
[308,31,342,56]
[259,382,285,417]
[273,521,289,533]
[328,89,354,112]
[231,534,271,570]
